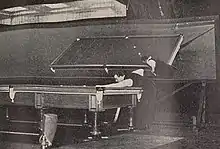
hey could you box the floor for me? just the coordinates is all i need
[1,126,220,149]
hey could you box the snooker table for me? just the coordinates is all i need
[0,84,142,148]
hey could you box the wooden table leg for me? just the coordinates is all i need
[128,106,134,131]
[5,107,9,120]
[39,108,46,149]
[129,94,137,131]
[84,110,88,125]
[90,111,101,139]
[197,81,207,129]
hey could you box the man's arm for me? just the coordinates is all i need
[155,60,176,78]
[96,79,133,88]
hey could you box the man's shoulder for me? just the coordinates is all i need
[131,69,144,76]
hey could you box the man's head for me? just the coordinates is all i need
[113,71,125,82]
[141,55,152,63]
[141,55,156,75]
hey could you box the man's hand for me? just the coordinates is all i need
[146,56,156,74]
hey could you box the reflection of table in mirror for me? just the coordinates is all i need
[50,34,183,71]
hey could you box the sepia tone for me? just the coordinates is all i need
[0,0,219,149]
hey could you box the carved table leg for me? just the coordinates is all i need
[129,94,137,131]
[128,106,134,131]
[90,111,101,139]
[197,81,207,130]
[5,107,9,120]
[84,110,88,125]
[39,108,47,149]
[39,135,47,149]
[39,108,44,132]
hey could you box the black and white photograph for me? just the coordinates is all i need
[0,0,219,148]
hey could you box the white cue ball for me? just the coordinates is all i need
[76,38,80,41]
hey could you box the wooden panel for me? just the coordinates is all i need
[103,95,132,109]
[41,94,89,109]
[0,92,35,106]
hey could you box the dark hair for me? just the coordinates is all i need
[114,71,126,76]
[141,55,157,62]
[141,56,149,62]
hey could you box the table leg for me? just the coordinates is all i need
[90,111,101,138]
[39,108,47,149]
[84,110,88,125]
[197,81,207,129]
[39,108,44,132]
[128,106,134,131]
[202,98,206,124]
[192,116,197,132]
[5,107,9,120]
[39,109,49,149]
[39,135,47,149]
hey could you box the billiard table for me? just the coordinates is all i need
[0,84,142,148]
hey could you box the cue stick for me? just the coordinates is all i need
[113,108,121,123]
